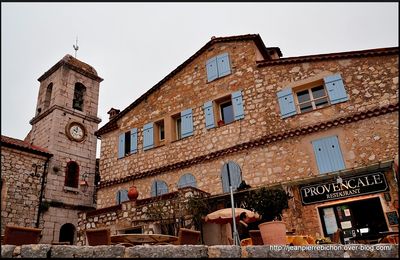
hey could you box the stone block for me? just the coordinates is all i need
[125,245,208,258]
[208,245,241,258]
[20,244,51,258]
[1,245,16,258]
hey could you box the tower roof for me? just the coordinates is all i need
[38,54,103,82]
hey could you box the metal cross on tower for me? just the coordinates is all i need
[73,37,79,58]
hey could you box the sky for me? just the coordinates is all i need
[1,3,398,157]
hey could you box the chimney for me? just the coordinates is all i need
[107,108,120,120]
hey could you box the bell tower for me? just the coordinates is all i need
[27,54,103,244]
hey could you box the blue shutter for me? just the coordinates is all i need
[151,181,157,197]
[178,173,197,188]
[228,162,242,191]
[206,57,218,82]
[221,164,230,193]
[116,190,128,204]
[130,128,138,154]
[181,108,193,138]
[203,101,215,129]
[324,74,348,104]
[118,133,125,159]
[217,53,231,77]
[120,190,129,203]
[277,88,297,118]
[312,136,346,174]
[158,181,168,195]
[231,91,245,120]
[143,122,154,151]
[116,191,120,204]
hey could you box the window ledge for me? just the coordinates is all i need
[63,186,80,194]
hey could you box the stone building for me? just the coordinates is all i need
[89,34,398,244]
[1,54,102,244]
[1,136,52,234]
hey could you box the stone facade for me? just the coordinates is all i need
[94,35,398,241]
[0,140,51,234]
[1,55,102,245]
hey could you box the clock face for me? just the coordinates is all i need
[66,122,86,141]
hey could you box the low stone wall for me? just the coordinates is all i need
[1,244,398,258]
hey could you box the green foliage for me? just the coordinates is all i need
[243,187,289,222]
[187,195,211,230]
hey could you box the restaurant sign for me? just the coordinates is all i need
[300,172,388,205]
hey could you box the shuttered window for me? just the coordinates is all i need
[203,101,215,129]
[324,74,348,104]
[277,74,348,119]
[116,189,129,204]
[118,128,137,158]
[181,109,194,138]
[221,161,242,193]
[206,52,231,82]
[178,173,197,188]
[312,136,346,174]
[130,128,138,154]
[118,133,125,159]
[143,122,154,151]
[231,90,245,120]
[151,180,168,197]
[277,88,297,119]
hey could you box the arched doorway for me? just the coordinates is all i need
[59,223,75,245]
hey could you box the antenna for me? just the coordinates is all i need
[73,37,79,58]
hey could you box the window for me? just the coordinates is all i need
[65,161,79,188]
[206,52,231,82]
[221,161,242,193]
[277,74,348,119]
[44,83,53,110]
[151,180,168,197]
[204,90,244,128]
[118,128,137,158]
[116,189,129,204]
[171,108,193,141]
[154,120,165,146]
[220,100,234,125]
[312,135,346,174]
[178,173,197,188]
[73,83,86,111]
[296,85,329,113]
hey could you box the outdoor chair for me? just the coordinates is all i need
[86,227,112,246]
[249,230,263,245]
[4,225,42,246]
[175,228,201,245]
[331,229,344,244]
[379,234,399,244]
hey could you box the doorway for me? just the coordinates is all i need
[319,197,388,243]
[59,223,75,245]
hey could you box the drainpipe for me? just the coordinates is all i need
[36,157,50,228]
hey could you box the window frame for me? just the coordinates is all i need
[294,80,330,114]
[65,161,79,188]
[154,119,165,146]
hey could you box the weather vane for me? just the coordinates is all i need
[73,37,79,58]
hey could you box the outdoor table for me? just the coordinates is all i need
[286,235,315,245]
[111,234,178,245]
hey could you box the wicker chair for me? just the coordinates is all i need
[85,228,112,246]
[4,225,42,246]
[249,230,263,245]
[331,229,344,244]
[379,234,399,244]
[175,228,201,245]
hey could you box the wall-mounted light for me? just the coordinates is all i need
[80,173,89,193]
[336,176,343,184]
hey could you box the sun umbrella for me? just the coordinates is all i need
[204,208,260,224]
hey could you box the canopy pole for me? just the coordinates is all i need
[230,186,240,245]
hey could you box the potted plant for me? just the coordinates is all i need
[243,186,290,245]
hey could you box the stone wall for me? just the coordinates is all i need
[1,244,398,258]
[96,41,398,209]
[76,187,208,246]
[0,146,49,234]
